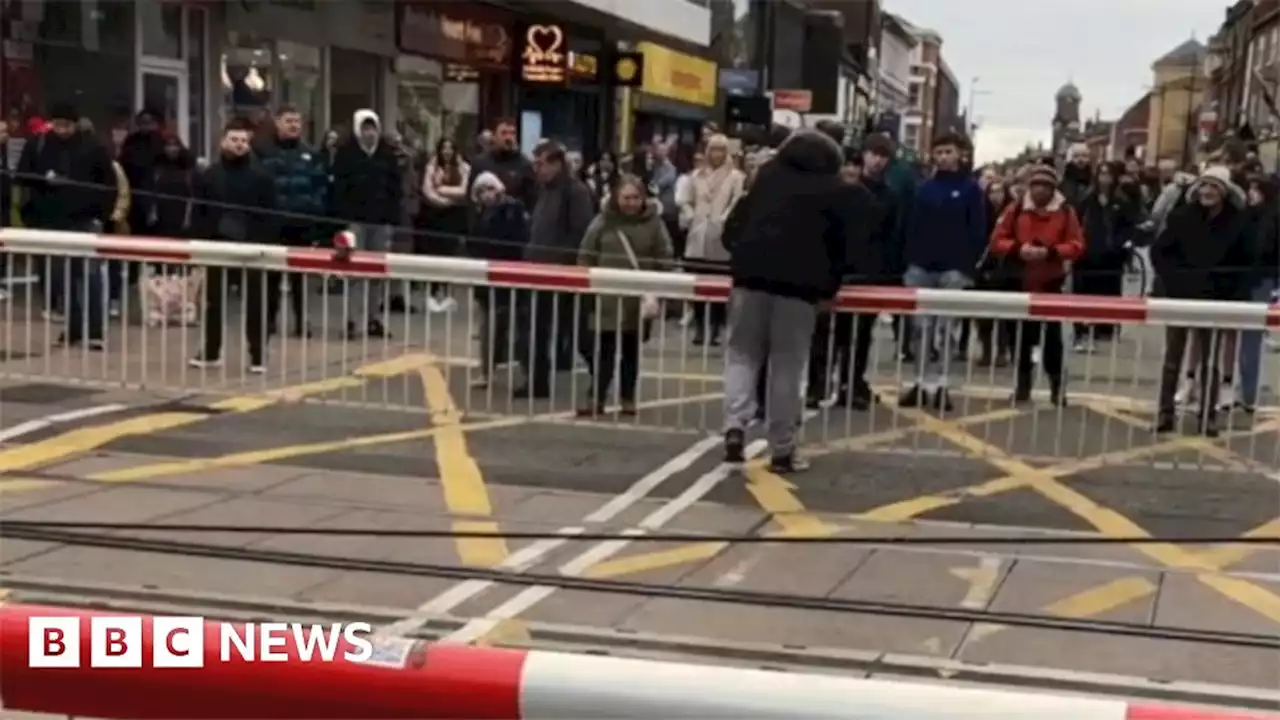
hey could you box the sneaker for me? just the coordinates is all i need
[428,296,457,313]
[0,289,8,302]
[931,387,955,412]
[769,453,810,474]
[188,354,222,369]
[248,361,267,375]
[1217,382,1237,412]
[86,339,106,352]
[108,301,121,319]
[724,428,745,464]
[898,384,925,408]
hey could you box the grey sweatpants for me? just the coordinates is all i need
[346,223,394,325]
[722,288,818,456]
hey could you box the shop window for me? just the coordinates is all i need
[329,48,381,137]
[187,8,207,158]
[278,41,324,142]
[394,55,443,154]
[31,0,133,133]
[139,2,183,59]
[221,40,275,129]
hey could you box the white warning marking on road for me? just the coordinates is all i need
[376,434,723,639]
[950,555,1005,610]
[443,439,770,644]
[0,404,129,444]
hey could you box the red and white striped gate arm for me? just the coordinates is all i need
[1,227,1277,329]
[0,605,1271,719]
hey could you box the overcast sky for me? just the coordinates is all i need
[884,0,1226,164]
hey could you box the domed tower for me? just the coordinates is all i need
[1052,81,1083,157]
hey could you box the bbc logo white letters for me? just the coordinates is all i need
[91,616,142,667]
[28,616,205,668]
[152,616,204,668]
[28,617,80,668]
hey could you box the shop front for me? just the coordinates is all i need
[137,1,211,158]
[393,0,515,156]
[631,41,717,153]
[515,19,611,160]
[219,0,395,147]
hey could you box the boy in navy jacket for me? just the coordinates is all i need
[900,133,987,411]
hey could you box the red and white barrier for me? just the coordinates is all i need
[2,227,1276,329]
[0,604,1271,719]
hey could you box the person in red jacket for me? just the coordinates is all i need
[990,164,1086,405]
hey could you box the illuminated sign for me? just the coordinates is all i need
[521,24,566,84]
[568,51,598,81]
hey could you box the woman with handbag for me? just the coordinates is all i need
[575,175,675,416]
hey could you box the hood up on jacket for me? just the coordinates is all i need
[1184,165,1247,209]
[352,109,381,153]
[775,128,842,175]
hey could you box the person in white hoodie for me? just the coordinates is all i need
[331,109,402,338]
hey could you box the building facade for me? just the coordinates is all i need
[875,11,915,128]
[1244,0,1280,141]
[1207,0,1256,134]
[1146,38,1209,166]
[932,55,961,137]
[1,0,717,163]
[899,21,941,153]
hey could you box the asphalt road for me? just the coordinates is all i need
[1,290,1279,705]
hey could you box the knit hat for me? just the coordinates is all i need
[470,171,505,204]
[1187,164,1246,208]
[1027,164,1059,187]
[48,102,79,122]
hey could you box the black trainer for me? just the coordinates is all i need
[769,453,810,474]
[724,428,745,463]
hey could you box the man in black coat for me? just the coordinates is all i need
[330,109,402,338]
[188,118,279,372]
[720,128,874,473]
[1152,166,1257,436]
[16,103,117,348]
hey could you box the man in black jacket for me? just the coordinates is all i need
[256,104,329,337]
[1152,165,1256,436]
[331,109,401,338]
[188,118,278,372]
[466,117,537,212]
[16,103,117,348]
[721,129,873,473]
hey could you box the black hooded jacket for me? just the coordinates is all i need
[147,145,198,238]
[723,130,874,303]
[1060,163,1092,211]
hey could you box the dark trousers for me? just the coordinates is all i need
[269,227,310,331]
[975,318,1017,361]
[807,312,854,398]
[519,290,585,391]
[587,330,641,403]
[203,266,269,363]
[1158,327,1222,416]
[1014,319,1065,393]
[475,286,516,371]
[1072,261,1124,340]
[65,259,105,343]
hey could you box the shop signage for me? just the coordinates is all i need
[520,24,567,83]
[396,0,512,70]
[636,41,716,108]
[771,89,812,113]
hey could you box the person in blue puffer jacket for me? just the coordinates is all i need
[900,132,987,411]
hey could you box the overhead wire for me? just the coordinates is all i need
[3,523,1275,650]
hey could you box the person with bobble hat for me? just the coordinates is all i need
[1151,164,1256,436]
[990,163,1085,407]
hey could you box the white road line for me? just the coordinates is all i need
[0,404,129,444]
[376,434,724,638]
[441,439,769,644]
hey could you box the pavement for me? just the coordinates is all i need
[1,286,1279,709]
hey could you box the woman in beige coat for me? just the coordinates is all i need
[576,175,674,415]
[684,133,744,345]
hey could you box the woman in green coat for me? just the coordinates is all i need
[576,175,675,415]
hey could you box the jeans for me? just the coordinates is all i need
[345,223,393,325]
[65,258,106,343]
[1238,277,1279,408]
[903,266,972,388]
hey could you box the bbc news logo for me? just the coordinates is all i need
[29,616,375,668]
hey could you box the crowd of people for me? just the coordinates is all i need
[0,102,1277,470]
